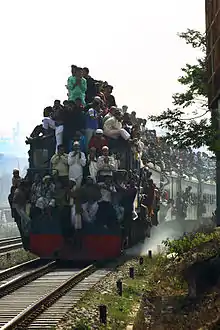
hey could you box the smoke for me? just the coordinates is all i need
[125,219,198,257]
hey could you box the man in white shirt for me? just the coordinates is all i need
[103,110,130,140]
[97,146,116,172]
[68,142,86,188]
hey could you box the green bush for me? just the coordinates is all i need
[163,229,220,257]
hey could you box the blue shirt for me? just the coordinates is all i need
[86,108,99,130]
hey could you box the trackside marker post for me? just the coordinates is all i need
[99,304,107,324]
[116,279,122,296]
[139,257,144,265]
[129,267,134,279]
[148,250,152,258]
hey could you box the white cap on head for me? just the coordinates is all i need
[96,129,103,134]
[102,146,109,150]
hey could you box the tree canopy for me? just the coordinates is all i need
[149,29,216,151]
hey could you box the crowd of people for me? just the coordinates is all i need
[7,64,215,246]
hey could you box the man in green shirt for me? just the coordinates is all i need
[67,67,87,105]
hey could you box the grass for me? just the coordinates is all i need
[55,225,220,330]
[0,249,36,270]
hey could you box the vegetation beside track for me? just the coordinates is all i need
[55,226,220,330]
[0,249,36,270]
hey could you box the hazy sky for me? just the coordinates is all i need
[0,0,205,138]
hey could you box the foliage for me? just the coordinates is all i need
[149,29,216,150]
[163,227,219,257]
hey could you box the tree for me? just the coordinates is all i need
[149,29,216,150]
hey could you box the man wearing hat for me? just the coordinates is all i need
[88,129,108,156]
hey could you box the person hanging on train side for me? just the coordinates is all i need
[68,141,86,188]
[80,176,101,224]
[67,67,87,105]
[13,180,31,239]
[12,169,21,187]
[35,175,55,213]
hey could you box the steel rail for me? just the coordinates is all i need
[1,264,96,330]
[0,258,40,282]
[0,261,56,298]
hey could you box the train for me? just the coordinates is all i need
[19,140,216,262]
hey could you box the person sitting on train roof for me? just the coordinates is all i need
[88,129,108,156]
[122,105,128,114]
[67,67,87,105]
[84,95,103,112]
[97,146,117,172]
[85,99,102,150]
[87,147,98,182]
[83,67,97,104]
[68,141,86,188]
[122,112,132,134]
[103,85,116,108]
[42,106,55,133]
[12,169,21,187]
[103,106,116,124]
[50,144,68,187]
[103,109,131,141]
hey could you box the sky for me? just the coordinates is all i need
[0,0,205,141]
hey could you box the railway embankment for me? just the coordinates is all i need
[55,226,220,330]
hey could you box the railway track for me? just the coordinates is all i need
[0,260,111,329]
[0,237,22,254]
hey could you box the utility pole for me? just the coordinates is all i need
[215,100,220,226]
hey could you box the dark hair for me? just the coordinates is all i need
[58,144,64,149]
[76,67,82,72]
[92,99,100,107]
[54,100,60,104]
[83,67,89,74]
[71,65,77,69]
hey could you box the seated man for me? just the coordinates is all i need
[103,109,130,141]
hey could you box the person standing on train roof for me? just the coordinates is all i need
[103,85,116,108]
[68,141,86,188]
[51,144,69,187]
[82,67,97,103]
[67,67,87,105]
[85,99,101,150]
